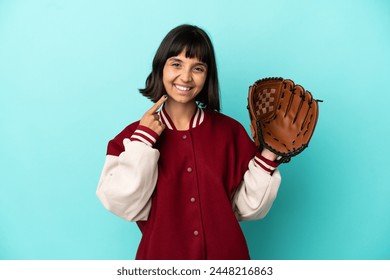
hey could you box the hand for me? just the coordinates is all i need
[139,95,167,136]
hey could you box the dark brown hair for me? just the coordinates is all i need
[139,24,220,111]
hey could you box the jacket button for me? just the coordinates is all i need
[190,197,196,203]
[182,134,187,140]
[187,167,192,173]
[193,230,199,236]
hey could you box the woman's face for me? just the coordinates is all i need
[162,49,207,105]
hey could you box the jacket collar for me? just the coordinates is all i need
[158,105,204,130]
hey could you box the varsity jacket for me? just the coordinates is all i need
[96,106,281,259]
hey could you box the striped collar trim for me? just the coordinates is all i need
[158,105,205,130]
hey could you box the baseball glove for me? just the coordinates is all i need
[247,77,321,163]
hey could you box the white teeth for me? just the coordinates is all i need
[175,85,191,91]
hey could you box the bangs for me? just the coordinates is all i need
[167,31,211,64]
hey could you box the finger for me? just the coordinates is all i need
[152,121,165,136]
[147,95,168,114]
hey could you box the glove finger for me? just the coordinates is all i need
[295,86,314,128]
[277,81,309,152]
[304,92,319,137]
[286,83,305,123]
[278,79,294,118]
[248,85,261,147]
[294,90,310,147]
[297,91,319,147]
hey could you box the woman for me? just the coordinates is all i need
[96,24,281,259]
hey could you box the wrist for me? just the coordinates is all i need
[254,151,280,174]
[260,148,278,161]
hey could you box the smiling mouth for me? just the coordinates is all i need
[175,84,192,91]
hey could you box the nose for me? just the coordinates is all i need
[180,68,193,83]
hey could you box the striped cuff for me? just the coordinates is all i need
[254,153,280,174]
[130,125,159,147]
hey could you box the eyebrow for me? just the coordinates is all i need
[168,57,208,68]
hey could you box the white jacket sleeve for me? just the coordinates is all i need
[233,155,282,221]
[96,138,159,221]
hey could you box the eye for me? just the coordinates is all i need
[171,62,181,68]
[194,66,206,73]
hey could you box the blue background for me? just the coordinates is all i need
[1,0,389,259]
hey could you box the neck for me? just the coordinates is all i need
[164,99,197,130]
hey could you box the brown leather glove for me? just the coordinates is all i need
[248,77,321,163]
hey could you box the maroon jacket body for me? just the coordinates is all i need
[107,110,257,259]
